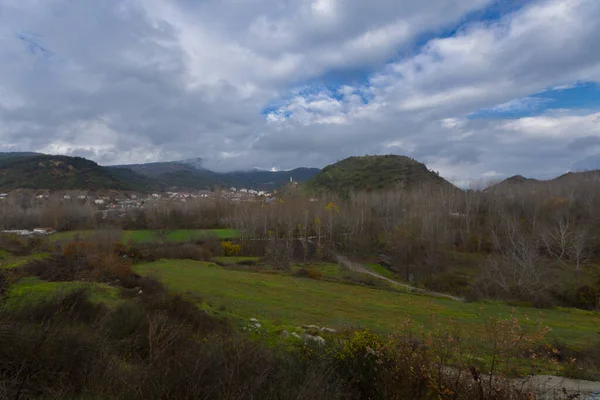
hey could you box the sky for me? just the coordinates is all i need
[0,0,599,184]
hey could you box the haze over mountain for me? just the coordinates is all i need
[0,1,599,182]
[0,152,320,192]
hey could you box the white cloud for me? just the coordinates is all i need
[0,0,599,182]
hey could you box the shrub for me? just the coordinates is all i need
[342,271,385,288]
[221,240,241,256]
[308,267,322,280]
[574,285,599,310]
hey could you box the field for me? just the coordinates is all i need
[4,277,120,308]
[134,259,600,348]
[0,252,50,269]
[49,229,239,243]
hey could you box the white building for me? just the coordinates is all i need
[94,199,105,205]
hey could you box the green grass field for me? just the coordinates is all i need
[365,263,396,279]
[211,256,262,265]
[134,259,600,348]
[4,277,120,308]
[49,229,239,244]
[0,252,50,269]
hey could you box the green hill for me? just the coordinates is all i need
[307,155,452,194]
[0,155,138,191]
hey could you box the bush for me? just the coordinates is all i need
[342,271,385,288]
[0,286,557,400]
[574,285,600,310]
[221,240,241,257]
[532,292,555,309]
[294,267,322,280]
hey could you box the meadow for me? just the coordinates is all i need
[49,228,239,243]
[134,259,600,349]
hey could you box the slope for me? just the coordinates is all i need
[0,155,145,191]
[485,170,600,193]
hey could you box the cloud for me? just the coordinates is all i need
[0,0,599,182]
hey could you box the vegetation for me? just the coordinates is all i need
[2,282,564,400]
[3,153,600,398]
[0,152,320,192]
[49,229,239,244]
[0,155,139,191]
[307,155,452,195]
[134,259,600,348]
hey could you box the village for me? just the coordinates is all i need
[0,186,280,236]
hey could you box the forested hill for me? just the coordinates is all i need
[0,155,135,191]
[0,153,320,192]
[306,155,454,194]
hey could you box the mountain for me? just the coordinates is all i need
[485,170,600,193]
[221,168,320,190]
[306,155,453,194]
[0,152,41,160]
[484,175,542,192]
[0,155,140,191]
[110,160,320,191]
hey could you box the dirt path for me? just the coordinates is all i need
[335,254,600,397]
[516,375,600,399]
[335,254,464,302]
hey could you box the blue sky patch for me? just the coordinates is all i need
[468,82,600,119]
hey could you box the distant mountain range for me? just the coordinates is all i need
[110,158,320,191]
[485,170,600,193]
[2,151,600,194]
[0,152,320,192]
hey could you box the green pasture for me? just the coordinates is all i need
[49,229,239,244]
[0,252,50,269]
[3,277,120,308]
[365,263,396,279]
[134,259,600,349]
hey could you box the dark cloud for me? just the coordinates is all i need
[568,135,600,151]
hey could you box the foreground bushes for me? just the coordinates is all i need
[1,283,576,400]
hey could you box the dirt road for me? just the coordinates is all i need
[334,254,464,302]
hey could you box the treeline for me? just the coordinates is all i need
[0,197,231,231]
[4,177,600,308]
[232,181,600,309]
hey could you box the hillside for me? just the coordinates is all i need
[0,152,40,160]
[0,155,139,191]
[307,155,452,194]
[486,170,600,193]
[484,175,542,192]
[221,168,320,190]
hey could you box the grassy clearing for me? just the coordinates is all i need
[50,229,239,244]
[0,252,51,269]
[134,259,600,349]
[365,263,396,279]
[4,277,120,308]
[211,256,262,266]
